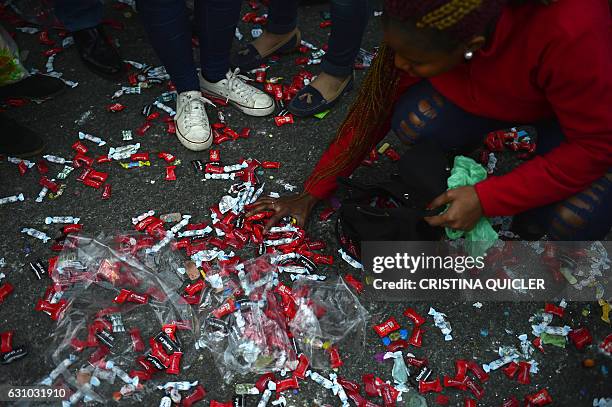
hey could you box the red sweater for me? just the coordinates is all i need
[304,0,612,217]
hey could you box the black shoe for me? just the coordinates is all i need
[0,74,65,100]
[288,74,353,117]
[0,113,45,157]
[232,29,301,72]
[72,25,124,79]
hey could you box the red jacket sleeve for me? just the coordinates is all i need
[475,12,612,216]
[304,123,392,199]
[304,74,421,199]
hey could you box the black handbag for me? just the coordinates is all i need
[336,142,451,260]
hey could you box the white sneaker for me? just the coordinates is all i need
[199,69,275,117]
[174,91,214,151]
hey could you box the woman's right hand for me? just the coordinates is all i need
[244,192,319,232]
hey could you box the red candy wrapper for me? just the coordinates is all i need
[38,30,55,46]
[212,299,236,319]
[130,152,149,161]
[443,375,467,391]
[318,206,335,221]
[209,150,220,162]
[293,353,309,379]
[275,376,299,392]
[384,148,401,161]
[464,398,477,407]
[403,307,426,326]
[240,128,251,139]
[113,289,148,304]
[261,161,281,169]
[406,356,428,368]
[516,362,531,385]
[501,361,519,379]
[568,327,592,350]
[328,346,343,369]
[166,351,182,374]
[72,140,89,154]
[544,303,565,318]
[525,388,553,406]
[344,274,364,293]
[101,184,112,200]
[182,385,206,407]
[18,161,27,176]
[130,328,145,353]
[165,165,177,181]
[467,360,489,382]
[158,151,176,163]
[136,122,152,136]
[319,20,332,28]
[373,317,401,337]
[408,326,423,347]
[465,378,484,400]
[274,114,294,127]
[0,283,13,304]
[419,377,442,393]
[107,103,125,112]
[0,331,14,353]
[502,396,520,407]
[36,160,49,175]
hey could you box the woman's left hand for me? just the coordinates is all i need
[424,186,483,231]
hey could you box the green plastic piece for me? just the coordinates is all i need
[540,332,567,348]
[314,110,330,119]
[445,156,498,256]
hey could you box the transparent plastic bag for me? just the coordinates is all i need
[289,277,370,369]
[37,232,197,404]
[0,24,28,86]
[196,255,297,382]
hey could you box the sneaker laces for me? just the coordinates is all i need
[182,93,215,128]
[225,68,259,102]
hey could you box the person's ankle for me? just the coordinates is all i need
[310,72,350,98]
[253,29,296,49]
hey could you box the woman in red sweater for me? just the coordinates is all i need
[247,0,612,240]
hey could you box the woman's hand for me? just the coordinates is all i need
[424,186,483,231]
[244,192,320,232]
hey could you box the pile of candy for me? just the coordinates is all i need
[1,1,611,406]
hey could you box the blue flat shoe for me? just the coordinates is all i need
[288,74,353,117]
[233,29,301,72]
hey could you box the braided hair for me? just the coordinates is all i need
[305,0,515,192]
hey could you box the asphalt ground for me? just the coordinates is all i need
[0,1,611,406]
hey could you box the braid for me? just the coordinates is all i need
[305,0,509,193]
[304,44,399,191]
[418,0,483,30]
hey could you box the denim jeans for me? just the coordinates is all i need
[390,80,612,240]
[54,0,103,32]
[267,0,370,78]
[136,0,241,92]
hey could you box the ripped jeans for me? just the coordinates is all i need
[390,80,612,240]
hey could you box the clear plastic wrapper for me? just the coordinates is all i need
[196,255,297,382]
[35,232,197,404]
[0,24,28,86]
[289,277,370,369]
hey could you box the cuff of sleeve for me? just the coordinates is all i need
[305,183,335,200]
[474,177,506,217]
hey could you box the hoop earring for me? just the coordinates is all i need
[464,50,474,60]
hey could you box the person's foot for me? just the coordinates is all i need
[0,114,46,157]
[0,74,65,100]
[199,69,274,117]
[233,29,301,72]
[288,72,353,117]
[72,25,123,79]
[174,91,214,151]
